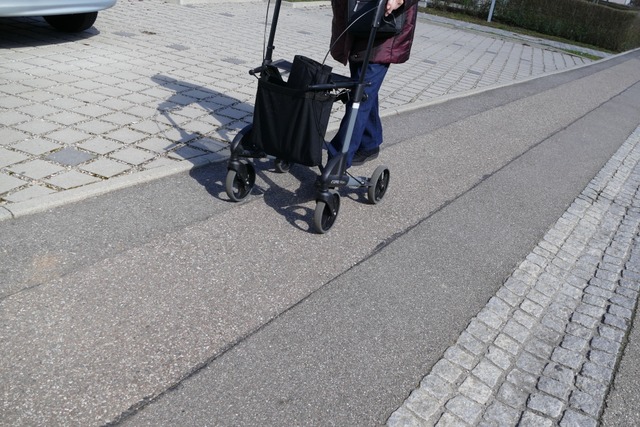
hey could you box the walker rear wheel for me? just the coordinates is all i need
[313,192,340,234]
[225,161,256,202]
[367,166,390,204]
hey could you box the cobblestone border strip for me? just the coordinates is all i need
[388,125,640,427]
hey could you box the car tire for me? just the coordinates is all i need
[44,12,98,32]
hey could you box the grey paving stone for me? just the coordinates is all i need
[537,376,572,400]
[494,333,520,356]
[506,368,538,392]
[581,294,608,308]
[589,277,617,292]
[527,393,565,418]
[620,277,640,292]
[535,274,563,297]
[575,374,608,400]
[608,303,633,320]
[517,351,547,376]
[475,308,505,330]
[405,388,442,422]
[47,147,95,166]
[584,285,613,299]
[46,171,101,190]
[551,347,583,370]
[74,120,120,135]
[599,324,626,343]
[524,338,554,360]
[459,375,493,405]
[571,312,601,329]
[0,173,28,194]
[533,323,563,344]
[6,159,64,180]
[590,335,622,355]
[540,314,566,334]
[479,401,521,426]
[513,310,537,329]
[560,334,589,353]
[14,119,60,136]
[466,319,498,343]
[569,390,602,417]
[519,410,554,427]
[559,282,584,301]
[615,286,638,302]
[503,319,531,344]
[105,128,148,145]
[77,138,122,155]
[542,362,576,385]
[435,411,468,427]
[48,128,93,145]
[527,289,553,307]
[504,277,529,297]
[429,359,465,384]
[387,405,428,427]
[485,345,512,371]
[445,395,483,425]
[444,346,477,371]
[485,296,512,320]
[472,359,504,388]
[603,313,628,330]
[81,158,131,178]
[559,409,597,427]
[420,373,454,400]
[587,349,617,369]
[109,147,156,166]
[168,145,207,160]
[496,287,522,307]
[0,147,28,168]
[581,361,613,383]
[455,331,485,357]
[3,184,56,203]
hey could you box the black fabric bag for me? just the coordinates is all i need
[347,0,405,39]
[248,56,333,167]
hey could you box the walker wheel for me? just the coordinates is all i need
[225,161,256,202]
[313,192,340,234]
[274,158,291,173]
[367,166,390,204]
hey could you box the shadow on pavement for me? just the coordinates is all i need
[0,17,99,48]
[151,74,326,231]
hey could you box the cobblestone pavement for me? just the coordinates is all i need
[0,0,594,217]
[388,125,640,426]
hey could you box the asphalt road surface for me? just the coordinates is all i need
[1,50,639,426]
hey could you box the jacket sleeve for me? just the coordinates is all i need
[331,0,420,65]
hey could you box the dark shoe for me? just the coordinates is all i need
[351,147,379,166]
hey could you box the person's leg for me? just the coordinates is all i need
[329,62,389,167]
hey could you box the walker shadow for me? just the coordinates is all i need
[151,74,327,232]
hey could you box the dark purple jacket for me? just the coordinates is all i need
[330,0,419,65]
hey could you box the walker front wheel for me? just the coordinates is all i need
[225,161,256,202]
[367,166,390,204]
[313,192,340,234]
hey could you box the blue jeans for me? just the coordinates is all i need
[329,62,389,168]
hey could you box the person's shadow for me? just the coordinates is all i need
[151,74,324,232]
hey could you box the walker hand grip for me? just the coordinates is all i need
[307,80,369,91]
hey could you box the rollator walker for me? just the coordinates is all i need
[225,0,392,233]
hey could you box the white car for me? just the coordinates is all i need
[0,0,117,32]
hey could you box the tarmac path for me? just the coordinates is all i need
[1,1,639,426]
[2,45,639,426]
